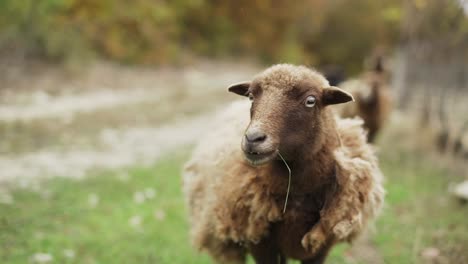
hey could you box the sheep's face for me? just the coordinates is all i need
[228,64,353,166]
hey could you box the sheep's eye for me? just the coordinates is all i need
[305,96,316,107]
[248,93,254,101]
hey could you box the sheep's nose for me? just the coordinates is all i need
[245,129,267,144]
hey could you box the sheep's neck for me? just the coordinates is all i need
[287,147,336,194]
[269,117,339,195]
[297,111,339,191]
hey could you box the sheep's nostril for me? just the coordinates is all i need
[245,130,267,144]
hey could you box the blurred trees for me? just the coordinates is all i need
[0,0,194,63]
[298,0,402,73]
[0,0,464,73]
[401,0,468,57]
[395,0,468,157]
[0,0,401,70]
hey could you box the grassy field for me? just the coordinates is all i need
[1,145,467,263]
[373,148,468,263]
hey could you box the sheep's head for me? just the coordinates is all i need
[228,64,354,166]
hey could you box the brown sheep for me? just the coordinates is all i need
[183,64,384,264]
[335,56,392,142]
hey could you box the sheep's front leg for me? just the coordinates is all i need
[301,241,333,264]
[301,210,358,255]
[302,167,363,255]
[301,222,329,255]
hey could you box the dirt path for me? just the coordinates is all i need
[0,60,258,184]
[0,60,258,122]
[0,113,216,185]
[0,88,168,122]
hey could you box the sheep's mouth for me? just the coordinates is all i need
[244,150,277,166]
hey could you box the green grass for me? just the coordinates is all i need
[0,151,211,263]
[1,148,467,263]
[373,149,468,263]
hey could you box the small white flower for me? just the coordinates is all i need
[0,192,13,205]
[117,172,130,182]
[144,188,156,199]
[40,190,52,200]
[31,252,53,263]
[154,209,166,221]
[34,231,45,240]
[88,193,99,208]
[133,191,146,204]
[63,249,75,259]
[18,178,30,189]
[129,215,142,228]
[30,182,41,192]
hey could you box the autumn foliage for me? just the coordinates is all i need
[0,0,465,74]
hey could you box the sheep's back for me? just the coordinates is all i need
[335,77,392,133]
[334,79,366,118]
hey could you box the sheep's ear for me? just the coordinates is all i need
[228,81,251,96]
[322,86,354,105]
